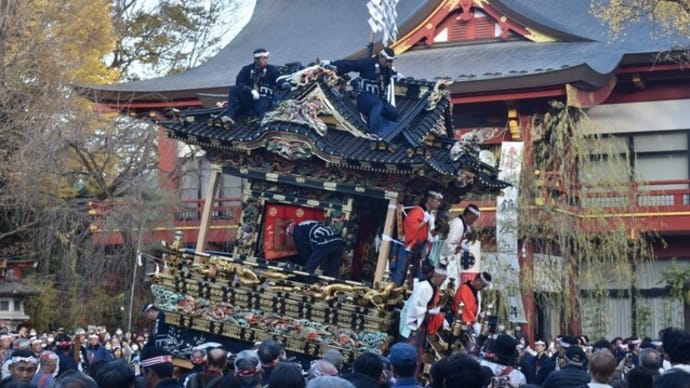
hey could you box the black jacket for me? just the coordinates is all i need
[332,56,396,97]
[235,63,281,97]
[155,377,183,388]
[292,221,345,263]
[540,364,591,388]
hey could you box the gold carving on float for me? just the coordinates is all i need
[265,137,313,161]
[426,79,453,111]
[263,96,329,136]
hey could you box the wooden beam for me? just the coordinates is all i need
[195,164,222,259]
[374,193,399,286]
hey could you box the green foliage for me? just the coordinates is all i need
[660,261,690,302]
[520,100,656,332]
[0,0,239,330]
[583,295,610,340]
[23,277,58,332]
[593,0,690,38]
[636,303,652,337]
[110,0,243,81]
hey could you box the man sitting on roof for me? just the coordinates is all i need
[220,48,286,126]
[326,47,400,138]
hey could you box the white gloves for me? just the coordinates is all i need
[428,307,441,315]
[320,59,331,66]
[392,68,404,80]
[251,89,260,100]
[423,211,433,224]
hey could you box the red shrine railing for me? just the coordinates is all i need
[88,179,690,245]
[88,197,243,246]
[465,177,690,233]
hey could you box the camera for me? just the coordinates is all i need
[624,353,633,368]
[491,376,510,388]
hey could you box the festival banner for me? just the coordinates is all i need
[496,142,527,323]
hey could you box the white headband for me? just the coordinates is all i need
[380,49,395,60]
[467,206,480,216]
[141,355,172,367]
[559,340,571,348]
[434,267,448,276]
[236,361,262,377]
[254,51,270,58]
[428,190,443,200]
[10,356,38,365]
[480,272,491,284]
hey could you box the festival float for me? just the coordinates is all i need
[149,63,510,364]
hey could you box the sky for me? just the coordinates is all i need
[132,0,256,80]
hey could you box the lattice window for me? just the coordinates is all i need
[437,12,498,42]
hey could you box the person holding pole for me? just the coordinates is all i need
[323,47,400,138]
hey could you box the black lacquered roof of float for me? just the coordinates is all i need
[162,74,508,192]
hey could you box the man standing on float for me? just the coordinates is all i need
[390,190,443,286]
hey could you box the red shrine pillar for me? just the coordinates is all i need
[157,123,179,192]
[519,113,538,345]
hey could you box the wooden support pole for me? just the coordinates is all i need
[374,193,399,286]
[195,164,222,260]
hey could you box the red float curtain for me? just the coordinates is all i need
[262,204,325,260]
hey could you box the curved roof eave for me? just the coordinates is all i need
[394,40,622,92]
[448,63,615,95]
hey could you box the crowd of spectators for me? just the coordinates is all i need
[0,317,686,388]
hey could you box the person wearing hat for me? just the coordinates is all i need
[53,333,78,378]
[390,190,443,286]
[479,333,527,387]
[533,339,549,379]
[326,47,400,138]
[1,348,38,385]
[31,350,58,388]
[143,303,169,351]
[541,345,591,388]
[387,342,423,387]
[233,350,263,388]
[85,331,113,372]
[535,335,579,385]
[0,333,13,367]
[452,271,491,332]
[285,219,346,278]
[177,347,206,386]
[183,347,227,388]
[442,204,480,290]
[140,346,182,388]
[30,337,44,354]
[219,48,286,126]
